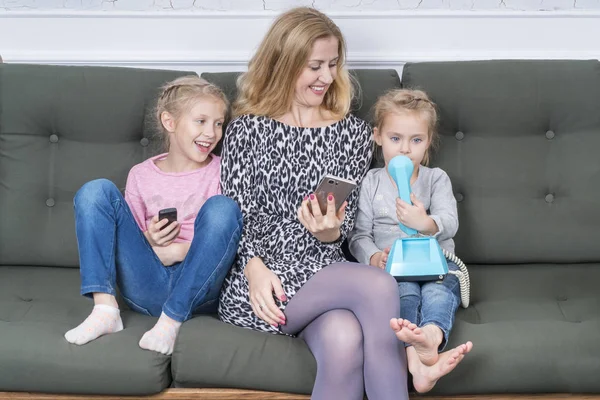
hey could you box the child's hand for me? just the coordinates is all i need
[370,248,391,270]
[145,215,180,247]
[396,193,433,233]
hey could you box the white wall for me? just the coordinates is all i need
[3,0,600,11]
[1,1,600,74]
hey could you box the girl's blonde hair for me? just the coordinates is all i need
[155,76,229,149]
[373,89,439,166]
[233,7,353,119]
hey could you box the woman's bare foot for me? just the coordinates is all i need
[407,341,473,393]
[390,318,442,366]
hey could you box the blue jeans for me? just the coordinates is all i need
[398,261,460,351]
[74,179,242,322]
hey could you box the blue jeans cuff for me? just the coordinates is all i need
[162,305,187,323]
[81,285,116,299]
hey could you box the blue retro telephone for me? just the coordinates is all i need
[385,155,471,308]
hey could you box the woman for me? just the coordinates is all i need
[218,7,469,399]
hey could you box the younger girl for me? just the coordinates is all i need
[64,76,242,355]
[348,89,472,389]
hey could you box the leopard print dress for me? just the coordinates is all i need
[218,113,373,334]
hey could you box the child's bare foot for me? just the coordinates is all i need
[390,318,441,366]
[408,341,473,393]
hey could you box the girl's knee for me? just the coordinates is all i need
[202,195,240,216]
[75,179,119,207]
[195,195,242,231]
[422,278,459,300]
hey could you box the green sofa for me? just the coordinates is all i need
[0,60,598,396]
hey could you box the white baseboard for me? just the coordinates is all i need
[1,10,600,73]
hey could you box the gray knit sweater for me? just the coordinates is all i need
[348,165,458,265]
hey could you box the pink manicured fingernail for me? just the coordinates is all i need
[309,194,315,200]
[272,323,279,328]
[303,196,309,201]
[328,194,333,201]
[281,295,288,302]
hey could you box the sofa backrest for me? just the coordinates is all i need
[0,65,400,268]
[0,64,194,267]
[401,60,600,264]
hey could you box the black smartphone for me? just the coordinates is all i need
[313,175,357,214]
[158,208,177,229]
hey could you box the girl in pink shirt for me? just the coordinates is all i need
[64,76,242,355]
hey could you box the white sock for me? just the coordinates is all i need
[65,304,123,345]
[138,312,182,356]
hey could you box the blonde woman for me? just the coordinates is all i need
[218,7,467,400]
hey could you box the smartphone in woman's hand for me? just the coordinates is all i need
[313,175,357,214]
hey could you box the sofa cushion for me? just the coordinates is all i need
[0,64,195,268]
[172,264,600,395]
[0,266,171,395]
[401,60,600,265]
[172,316,316,394]
[433,263,600,395]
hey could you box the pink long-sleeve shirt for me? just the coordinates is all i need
[124,153,221,243]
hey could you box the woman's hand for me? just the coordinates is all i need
[153,243,190,266]
[245,257,287,328]
[144,215,180,247]
[370,247,391,270]
[297,193,346,243]
[396,193,438,235]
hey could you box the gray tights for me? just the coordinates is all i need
[281,262,409,400]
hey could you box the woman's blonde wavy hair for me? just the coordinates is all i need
[233,7,353,120]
